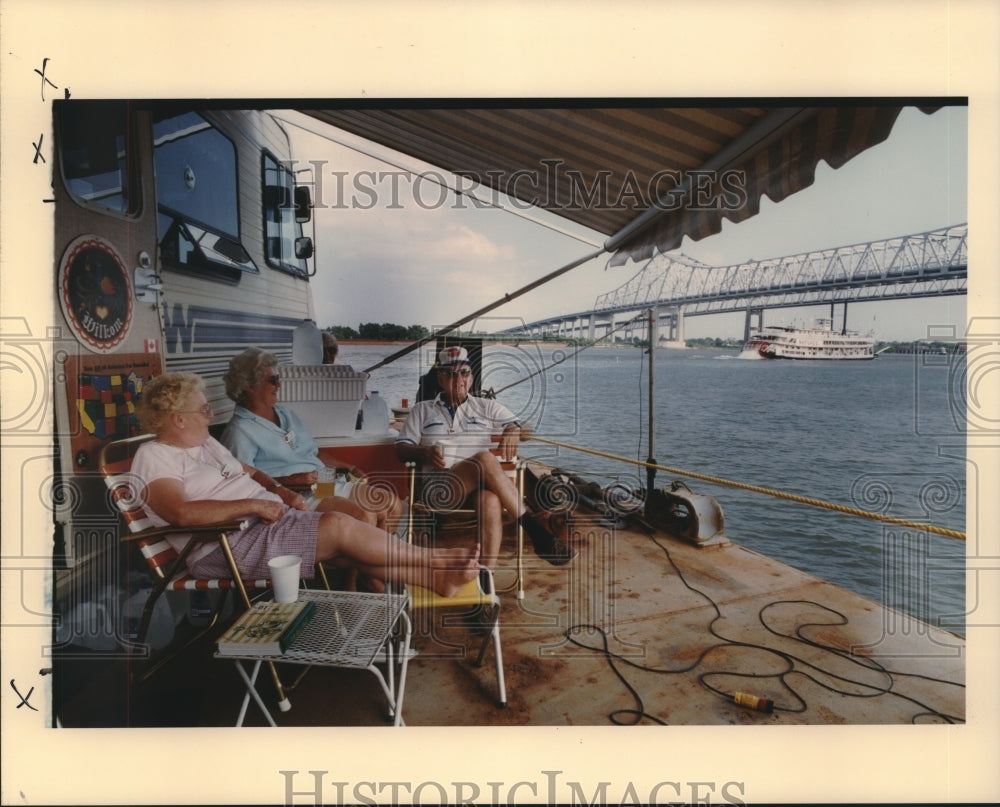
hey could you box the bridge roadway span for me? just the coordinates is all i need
[512,224,967,342]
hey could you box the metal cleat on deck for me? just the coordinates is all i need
[645,481,728,547]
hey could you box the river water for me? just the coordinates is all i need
[337,342,967,636]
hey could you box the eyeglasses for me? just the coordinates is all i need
[177,404,213,417]
[439,367,472,378]
[266,374,281,386]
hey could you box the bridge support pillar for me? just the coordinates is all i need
[657,305,686,349]
[744,307,764,343]
[591,313,613,342]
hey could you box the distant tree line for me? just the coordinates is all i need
[326,323,430,341]
[685,337,742,348]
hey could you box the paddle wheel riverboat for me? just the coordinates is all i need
[742,318,876,360]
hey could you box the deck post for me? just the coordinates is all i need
[645,307,657,509]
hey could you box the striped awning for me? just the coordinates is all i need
[302,103,932,265]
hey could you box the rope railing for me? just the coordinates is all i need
[527,435,966,541]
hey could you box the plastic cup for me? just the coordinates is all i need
[315,467,336,498]
[268,555,302,603]
[437,439,463,468]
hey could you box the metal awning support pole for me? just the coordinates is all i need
[363,247,605,374]
[645,307,657,511]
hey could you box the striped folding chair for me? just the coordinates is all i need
[99,436,292,704]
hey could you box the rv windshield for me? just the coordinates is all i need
[58,101,139,216]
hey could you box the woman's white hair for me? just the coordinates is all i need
[136,372,205,434]
[223,347,277,403]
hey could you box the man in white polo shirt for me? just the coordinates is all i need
[396,346,574,568]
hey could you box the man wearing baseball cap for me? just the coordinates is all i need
[396,346,574,567]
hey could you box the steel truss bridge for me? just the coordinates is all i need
[511,224,967,343]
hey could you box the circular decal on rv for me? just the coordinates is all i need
[59,236,133,352]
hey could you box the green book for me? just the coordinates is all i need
[216,599,316,656]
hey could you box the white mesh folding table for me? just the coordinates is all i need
[218,588,412,726]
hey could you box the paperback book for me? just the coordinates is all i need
[216,599,316,656]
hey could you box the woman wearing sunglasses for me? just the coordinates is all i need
[220,347,402,535]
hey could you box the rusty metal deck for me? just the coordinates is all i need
[163,511,962,728]
[381,516,962,727]
[53,500,964,729]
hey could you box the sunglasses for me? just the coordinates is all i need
[439,367,472,378]
[265,374,281,386]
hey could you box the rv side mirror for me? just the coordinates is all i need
[294,186,312,223]
[294,236,313,260]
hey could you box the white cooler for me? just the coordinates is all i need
[277,364,367,437]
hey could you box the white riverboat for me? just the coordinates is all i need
[742,318,876,360]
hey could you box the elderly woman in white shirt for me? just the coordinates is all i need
[131,372,479,596]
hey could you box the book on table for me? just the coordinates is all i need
[216,599,316,656]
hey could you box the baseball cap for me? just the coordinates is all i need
[437,346,470,367]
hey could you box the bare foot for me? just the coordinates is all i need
[431,545,481,597]
[433,560,481,597]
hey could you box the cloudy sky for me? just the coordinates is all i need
[285,105,967,342]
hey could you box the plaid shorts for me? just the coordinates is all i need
[188,508,321,580]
